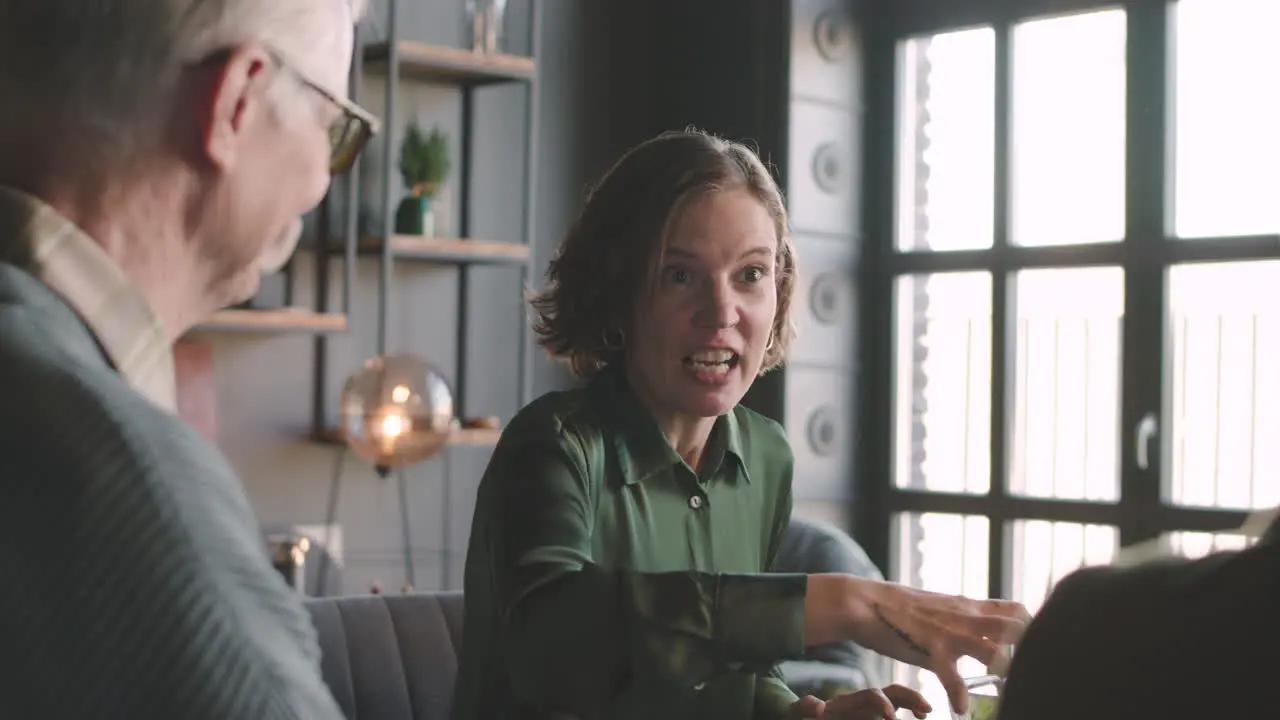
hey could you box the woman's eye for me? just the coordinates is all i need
[742,266,766,283]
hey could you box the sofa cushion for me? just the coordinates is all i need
[774,515,889,694]
[304,592,464,720]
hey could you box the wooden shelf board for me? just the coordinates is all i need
[314,425,501,447]
[191,308,348,334]
[363,41,535,85]
[355,235,531,265]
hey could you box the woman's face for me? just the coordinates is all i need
[625,187,779,420]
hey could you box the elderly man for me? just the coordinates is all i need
[0,1,375,717]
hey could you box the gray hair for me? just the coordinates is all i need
[0,0,368,167]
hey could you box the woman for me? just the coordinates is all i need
[452,129,1028,720]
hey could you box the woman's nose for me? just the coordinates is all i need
[696,280,738,329]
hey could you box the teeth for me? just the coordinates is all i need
[689,349,734,363]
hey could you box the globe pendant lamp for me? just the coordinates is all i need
[338,353,456,476]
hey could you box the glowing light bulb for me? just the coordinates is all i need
[391,384,411,404]
[339,354,455,469]
[380,411,406,439]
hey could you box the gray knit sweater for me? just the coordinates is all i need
[0,262,344,718]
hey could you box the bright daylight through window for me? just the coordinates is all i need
[883,0,1279,709]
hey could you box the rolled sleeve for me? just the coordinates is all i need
[623,570,808,687]
[716,572,809,664]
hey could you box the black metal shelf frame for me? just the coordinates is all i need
[304,2,541,593]
[309,21,365,434]
[309,3,540,434]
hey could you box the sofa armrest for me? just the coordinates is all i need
[774,516,891,691]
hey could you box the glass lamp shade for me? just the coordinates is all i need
[338,354,455,469]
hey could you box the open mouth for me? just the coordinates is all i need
[682,349,740,373]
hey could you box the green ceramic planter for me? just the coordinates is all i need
[394,193,436,236]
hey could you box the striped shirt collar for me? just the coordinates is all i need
[0,186,176,413]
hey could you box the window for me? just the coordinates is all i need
[864,0,1280,711]
[1174,0,1280,237]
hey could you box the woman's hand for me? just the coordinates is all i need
[783,695,826,719]
[847,580,1028,713]
[822,684,932,720]
[783,685,932,720]
[805,575,1029,713]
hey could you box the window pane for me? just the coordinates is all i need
[1168,531,1257,560]
[895,28,995,252]
[1174,0,1280,238]
[1008,520,1118,615]
[1112,528,1261,566]
[1168,261,1280,510]
[891,512,989,714]
[1011,10,1127,246]
[1009,268,1123,501]
[894,273,991,493]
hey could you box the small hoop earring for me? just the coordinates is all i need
[602,327,625,350]
[764,334,775,352]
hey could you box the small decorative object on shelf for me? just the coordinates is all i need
[465,0,510,54]
[338,353,456,476]
[268,534,311,591]
[394,122,451,237]
[462,415,501,430]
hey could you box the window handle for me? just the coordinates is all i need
[1135,412,1159,471]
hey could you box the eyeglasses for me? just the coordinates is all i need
[267,48,381,175]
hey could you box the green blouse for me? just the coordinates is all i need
[451,370,809,720]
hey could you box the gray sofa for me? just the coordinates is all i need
[302,516,884,720]
[771,514,888,698]
[305,592,464,720]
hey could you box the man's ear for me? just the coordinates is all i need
[200,45,273,172]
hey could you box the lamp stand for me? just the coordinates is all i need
[314,447,419,596]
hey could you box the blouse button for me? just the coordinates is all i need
[689,495,704,510]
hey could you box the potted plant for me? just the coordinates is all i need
[394,122,451,236]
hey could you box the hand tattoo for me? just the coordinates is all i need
[874,603,931,657]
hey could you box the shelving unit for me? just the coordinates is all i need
[312,425,501,447]
[302,2,541,594]
[363,40,536,85]
[193,308,348,334]
[181,24,538,351]
[309,1,539,441]
[354,234,530,265]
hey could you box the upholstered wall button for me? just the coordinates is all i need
[810,271,846,325]
[789,103,858,235]
[807,405,838,457]
[811,141,847,195]
[814,8,854,62]
[790,235,857,369]
[789,0,861,106]
[785,369,854,502]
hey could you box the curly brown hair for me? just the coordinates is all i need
[529,128,797,378]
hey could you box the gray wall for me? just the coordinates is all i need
[204,0,864,594]
[782,0,864,531]
[202,1,660,595]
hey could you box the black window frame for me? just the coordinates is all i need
[854,0,1280,599]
